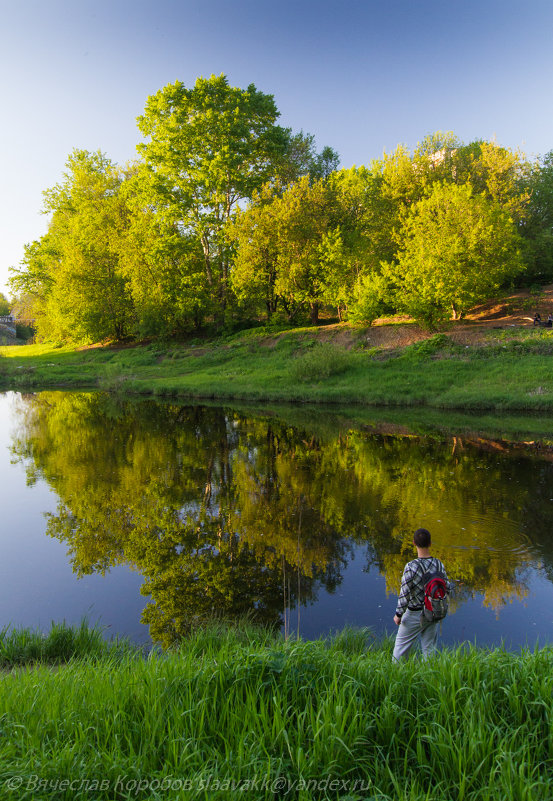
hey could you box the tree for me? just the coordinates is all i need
[230,176,341,324]
[120,165,208,336]
[389,182,524,327]
[377,132,530,242]
[273,131,340,185]
[455,140,531,221]
[328,165,399,319]
[272,176,342,324]
[347,271,390,325]
[522,151,553,282]
[0,293,10,316]
[10,150,135,343]
[229,182,283,320]
[135,74,290,324]
[9,234,58,338]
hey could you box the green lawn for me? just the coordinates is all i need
[2,325,553,414]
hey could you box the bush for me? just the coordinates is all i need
[401,333,451,359]
[290,342,355,382]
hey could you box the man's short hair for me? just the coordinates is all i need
[413,528,431,547]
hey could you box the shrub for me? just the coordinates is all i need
[402,333,451,359]
[290,342,354,382]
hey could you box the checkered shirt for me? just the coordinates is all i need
[395,556,449,618]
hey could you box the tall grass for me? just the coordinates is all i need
[290,342,357,382]
[0,620,118,667]
[0,622,552,799]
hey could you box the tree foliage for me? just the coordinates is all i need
[135,74,290,324]
[388,182,524,327]
[231,177,346,324]
[521,151,553,282]
[0,293,10,317]
[11,150,135,343]
[9,85,553,340]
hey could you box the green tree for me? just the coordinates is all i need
[10,235,60,338]
[135,74,290,324]
[347,271,390,325]
[389,182,524,327]
[381,132,529,217]
[522,151,553,282]
[10,150,135,343]
[120,166,208,336]
[0,292,11,316]
[455,140,531,221]
[228,181,283,321]
[274,131,340,185]
[329,165,397,320]
[231,176,342,324]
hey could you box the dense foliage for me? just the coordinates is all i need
[10,75,553,340]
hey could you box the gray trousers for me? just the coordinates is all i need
[392,608,439,662]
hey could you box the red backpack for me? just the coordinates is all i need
[421,566,449,622]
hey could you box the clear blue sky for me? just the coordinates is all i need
[1,0,552,297]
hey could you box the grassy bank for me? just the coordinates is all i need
[2,324,553,414]
[1,622,552,800]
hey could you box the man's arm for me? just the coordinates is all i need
[394,563,413,623]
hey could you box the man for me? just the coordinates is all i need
[392,527,449,662]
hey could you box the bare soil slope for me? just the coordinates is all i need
[300,286,553,350]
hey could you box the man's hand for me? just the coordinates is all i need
[394,614,402,626]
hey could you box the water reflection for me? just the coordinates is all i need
[11,392,553,646]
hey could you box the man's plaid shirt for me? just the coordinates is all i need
[395,556,449,617]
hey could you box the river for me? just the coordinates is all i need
[2,390,553,649]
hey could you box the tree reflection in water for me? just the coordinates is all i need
[11,392,553,646]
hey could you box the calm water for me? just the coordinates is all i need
[2,390,553,649]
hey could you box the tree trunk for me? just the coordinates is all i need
[309,302,319,326]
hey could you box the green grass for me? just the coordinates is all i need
[0,620,119,668]
[3,324,553,414]
[0,622,552,800]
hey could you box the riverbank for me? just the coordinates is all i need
[2,321,553,415]
[1,622,551,800]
